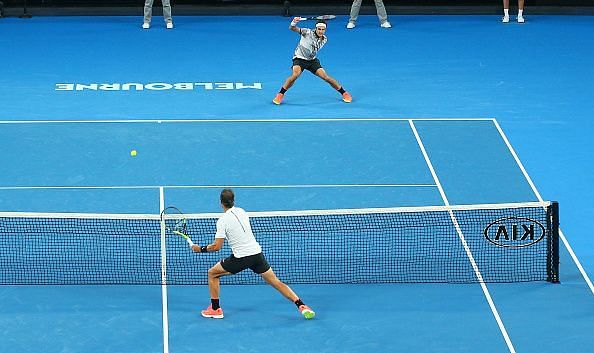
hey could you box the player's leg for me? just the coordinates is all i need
[314,67,352,103]
[260,267,298,301]
[201,261,231,319]
[259,267,316,319]
[207,261,231,300]
[314,67,340,89]
[273,64,303,104]
[282,65,303,90]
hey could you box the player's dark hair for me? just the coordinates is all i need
[220,188,235,208]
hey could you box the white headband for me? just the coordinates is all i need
[315,23,327,29]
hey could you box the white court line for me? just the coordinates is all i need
[492,119,594,295]
[0,117,494,124]
[0,183,437,190]
[159,187,170,353]
[409,120,517,353]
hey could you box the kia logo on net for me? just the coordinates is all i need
[483,217,545,248]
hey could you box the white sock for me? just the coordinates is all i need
[504,9,509,16]
[518,9,524,17]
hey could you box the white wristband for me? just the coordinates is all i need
[290,21,298,27]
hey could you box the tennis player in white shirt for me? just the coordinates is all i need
[192,188,315,320]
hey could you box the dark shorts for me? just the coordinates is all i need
[220,252,271,274]
[292,58,323,74]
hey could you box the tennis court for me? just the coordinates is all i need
[1,14,593,353]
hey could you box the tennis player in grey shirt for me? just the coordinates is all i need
[273,18,352,105]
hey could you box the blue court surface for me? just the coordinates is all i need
[1,14,593,353]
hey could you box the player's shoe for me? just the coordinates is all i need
[142,22,150,29]
[299,305,315,319]
[342,92,353,103]
[346,22,355,29]
[273,93,284,105]
[166,22,174,29]
[201,305,224,319]
[380,21,392,28]
[517,16,525,23]
[502,15,510,23]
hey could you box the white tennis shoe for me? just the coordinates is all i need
[166,22,173,29]
[346,22,355,29]
[142,22,150,29]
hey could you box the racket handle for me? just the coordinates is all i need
[186,238,195,247]
[298,17,307,20]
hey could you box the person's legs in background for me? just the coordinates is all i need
[374,0,391,28]
[517,0,525,23]
[347,0,363,29]
[502,0,525,23]
[143,0,154,28]
[162,0,174,28]
[502,0,510,22]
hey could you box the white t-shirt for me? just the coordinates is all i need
[293,28,327,60]
[215,207,262,258]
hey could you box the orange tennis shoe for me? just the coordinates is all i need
[342,92,352,103]
[273,93,284,105]
[201,305,224,319]
[298,305,315,319]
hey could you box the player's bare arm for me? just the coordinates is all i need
[289,17,302,33]
[192,238,225,252]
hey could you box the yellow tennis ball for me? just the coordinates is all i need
[130,150,137,157]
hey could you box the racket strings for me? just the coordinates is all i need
[177,221,188,236]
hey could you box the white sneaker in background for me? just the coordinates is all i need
[346,22,355,29]
[380,21,392,28]
[166,22,173,29]
[517,16,525,23]
[142,22,150,29]
[502,16,510,23]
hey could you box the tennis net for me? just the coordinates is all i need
[0,201,559,285]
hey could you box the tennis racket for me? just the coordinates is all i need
[160,206,195,247]
[298,15,336,21]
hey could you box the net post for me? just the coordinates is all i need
[547,201,560,283]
